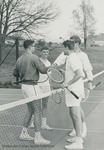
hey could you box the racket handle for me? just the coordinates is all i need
[92,81,101,89]
[70,91,79,99]
[14,80,37,84]
[14,81,22,84]
[96,81,101,87]
[66,87,79,99]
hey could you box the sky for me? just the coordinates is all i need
[43,0,104,42]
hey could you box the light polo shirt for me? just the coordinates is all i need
[65,53,84,98]
[54,52,66,66]
[54,51,93,81]
[76,51,93,81]
[38,58,51,86]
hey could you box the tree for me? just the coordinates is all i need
[0,0,3,148]
[72,0,96,49]
[0,0,59,62]
[35,39,47,50]
[0,0,2,63]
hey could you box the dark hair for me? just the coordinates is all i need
[70,35,81,45]
[41,46,49,51]
[23,40,34,49]
[63,40,74,50]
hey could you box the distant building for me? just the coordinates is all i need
[88,33,104,47]
[93,40,104,46]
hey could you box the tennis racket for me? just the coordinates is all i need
[14,77,49,84]
[82,81,101,102]
[47,68,79,104]
[47,68,64,83]
[47,68,64,104]
[51,92,62,104]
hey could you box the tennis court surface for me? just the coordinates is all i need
[0,71,104,150]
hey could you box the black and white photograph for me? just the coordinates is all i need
[0,0,104,150]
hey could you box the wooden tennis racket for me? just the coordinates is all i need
[81,81,101,102]
[47,68,79,104]
[14,77,48,84]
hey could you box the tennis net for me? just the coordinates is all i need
[0,70,104,150]
[0,87,69,150]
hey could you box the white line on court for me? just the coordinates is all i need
[84,101,104,104]
[0,94,22,96]
[0,124,104,133]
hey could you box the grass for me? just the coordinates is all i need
[0,44,104,88]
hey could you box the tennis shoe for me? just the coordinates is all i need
[19,132,34,141]
[65,142,83,150]
[82,124,87,138]
[69,129,76,137]
[69,129,87,138]
[82,122,87,138]
[82,130,87,138]
[30,122,34,128]
[67,137,83,143]
[34,136,51,145]
[42,124,53,130]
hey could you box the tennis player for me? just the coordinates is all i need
[55,40,84,149]
[54,36,93,139]
[68,35,93,138]
[13,40,51,145]
[30,46,52,130]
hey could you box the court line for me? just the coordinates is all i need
[1,95,104,132]
[84,101,104,104]
[1,98,104,103]
[0,88,63,111]
[0,124,104,133]
[0,89,103,111]
[0,94,22,96]
[0,98,22,100]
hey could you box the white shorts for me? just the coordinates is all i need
[21,84,41,98]
[39,85,51,94]
[65,89,82,107]
[38,80,51,94]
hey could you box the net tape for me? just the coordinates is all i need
[0,70,104,112]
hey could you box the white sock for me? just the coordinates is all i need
[31,121,34,126]
[42,118,47,126]
[35,132,41,139]
[75,137,83,144]
[22,127,27,133]
[82,122,87,131]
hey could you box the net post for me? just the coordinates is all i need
[15,38,19,84]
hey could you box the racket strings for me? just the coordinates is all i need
[82,88,90,102]
[81,82,101,102]
[47,68,64,83]
[51,92,62,104]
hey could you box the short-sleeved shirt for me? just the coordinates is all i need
[65,53,84,98]
[54,52,85,107]
[54,52,66,66]
[54,51,93,81]
[77,51,93,71]
[38,58,51,86]
[76,51,93,81]
[64,53,84,107]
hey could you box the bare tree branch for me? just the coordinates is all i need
[72,0,96,49]
[0,0,59,61]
